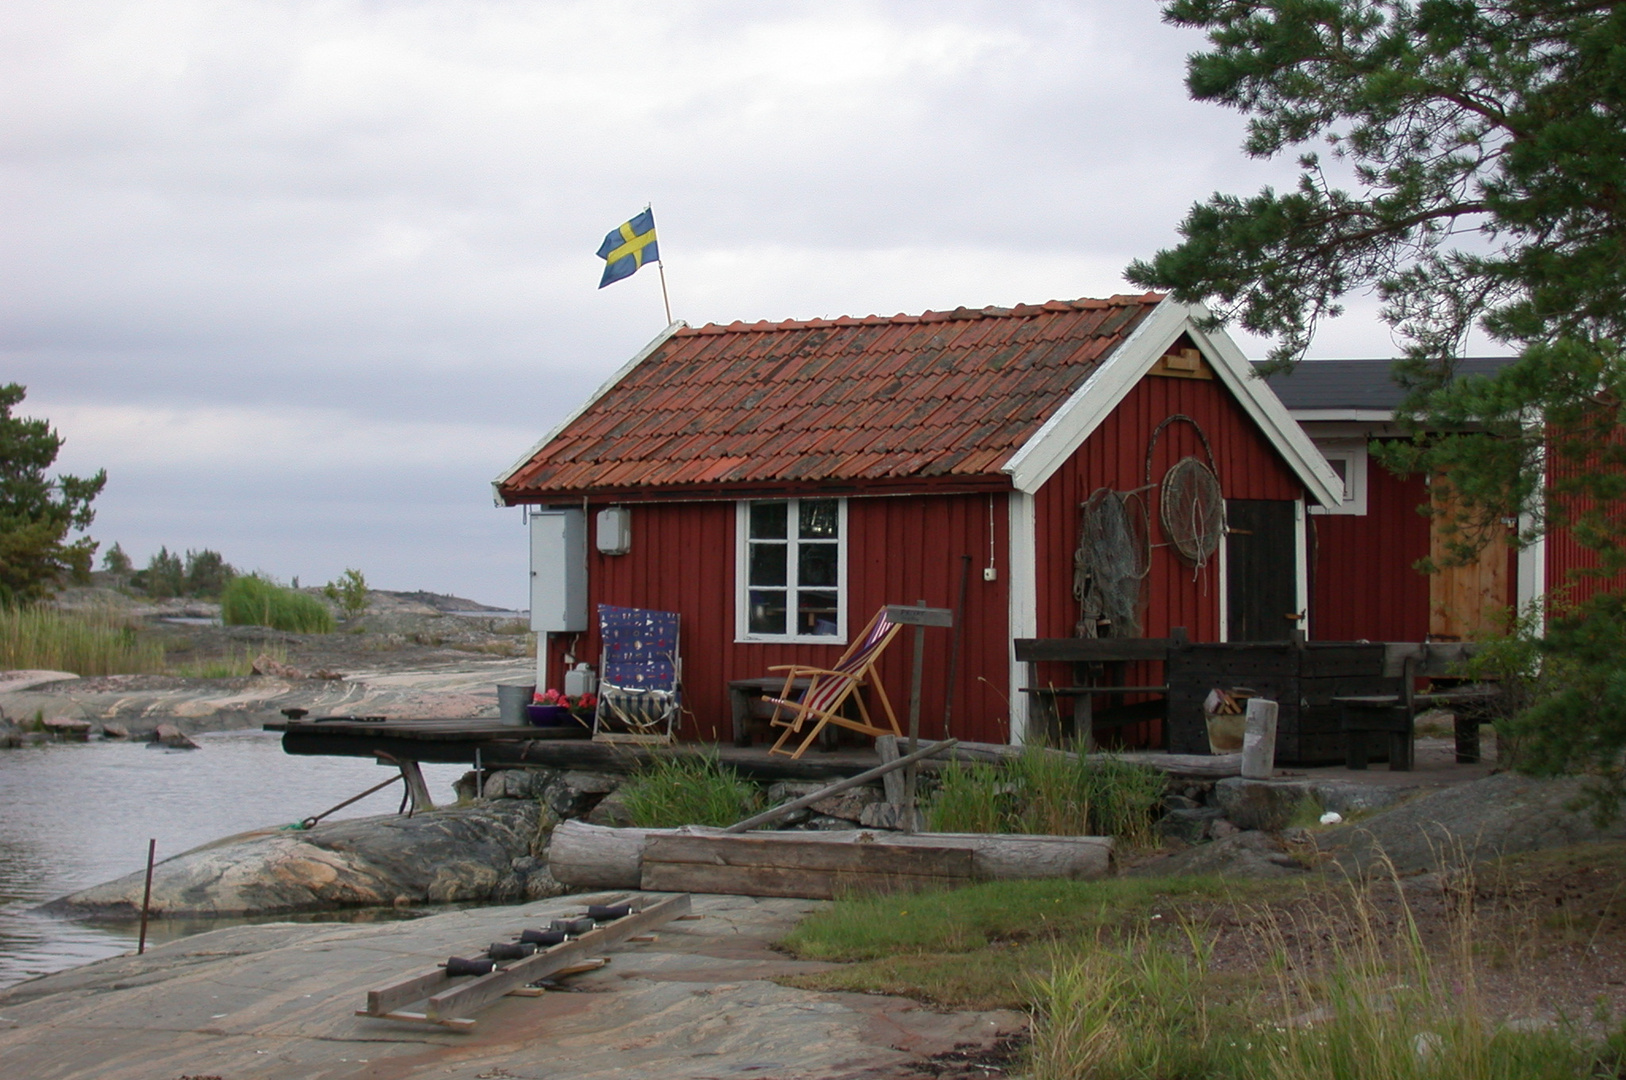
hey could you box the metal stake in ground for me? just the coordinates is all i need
[885,604,953,833]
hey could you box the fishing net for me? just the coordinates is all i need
[1073,487,1150,638]
[1159,456,1224,567]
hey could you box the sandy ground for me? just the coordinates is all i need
[0,891,1024,1080]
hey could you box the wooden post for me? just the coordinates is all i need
[886,605,952,836]
[137,838,156,955]
[875,735,906,805]
[400,760,435,813]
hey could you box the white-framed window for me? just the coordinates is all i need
[1310,438,1369,516]
[735,497,847,642]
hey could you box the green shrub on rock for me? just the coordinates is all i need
[221,575,334,634]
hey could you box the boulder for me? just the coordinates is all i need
[101,722,132,739]
[585,789,637,828]
[482,768,547,800]
[1158,806,1225,845]
[1131,829,1308,879]
[857,802,921,831]
[150,723,199,750]
[251,654,304,679]
[42,802,543,919]
[1213,777,1316,832]
[809,785,883,822]
[541,770,620,819]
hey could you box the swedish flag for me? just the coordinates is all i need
[596,209,659,288]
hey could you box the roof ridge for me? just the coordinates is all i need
[675,293,1164,336]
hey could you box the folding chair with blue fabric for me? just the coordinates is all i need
[592,604,682,744]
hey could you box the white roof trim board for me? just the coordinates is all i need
[490,320,688,504]
[1002,299,1343,508]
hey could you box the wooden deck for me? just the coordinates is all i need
[266,716,887,781]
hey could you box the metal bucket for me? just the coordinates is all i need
[497,683,535,727]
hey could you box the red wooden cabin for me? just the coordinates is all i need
[496,296,1340,747]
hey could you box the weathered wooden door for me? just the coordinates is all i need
[1427,486,1511,640]
[1225,499,1300,642]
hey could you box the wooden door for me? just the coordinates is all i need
[1428,491,1510,640]
[1225,500,1301,642]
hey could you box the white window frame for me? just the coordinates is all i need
[734,497,848,644]
[1309,438,1369,516]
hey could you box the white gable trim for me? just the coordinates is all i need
[491,320,688,504]
[1001,300,1343,508]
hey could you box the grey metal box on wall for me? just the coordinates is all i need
[530,509,587,632]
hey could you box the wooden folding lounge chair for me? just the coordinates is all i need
[766,608,904,758]
[592,605,681,745]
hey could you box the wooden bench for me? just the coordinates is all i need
[1333,642,1498,770]
[730,677,816,748]
[1013,630,1187,749]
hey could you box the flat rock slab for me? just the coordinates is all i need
[44,803,544,919]
[1317,771,1626,874]
[0,892,1024,1080]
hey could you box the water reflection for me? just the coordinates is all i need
[0,729,466,989]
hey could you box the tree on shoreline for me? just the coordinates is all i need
[0,384,106,605]
[1128,1,1626,802]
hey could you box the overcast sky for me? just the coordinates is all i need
[4,0,1404,609]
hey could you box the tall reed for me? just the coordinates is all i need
[925,746,1164,843]
[221,575,335,634]
[0,605,166,675]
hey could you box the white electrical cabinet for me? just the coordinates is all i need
[529,509,587,632]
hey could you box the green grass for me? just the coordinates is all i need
[782,869,1626,1080]
[925,747,1166,844]
[220,575,335,634]
[166,644,287,679]
[618,751,761,828]
[0,605,166,675]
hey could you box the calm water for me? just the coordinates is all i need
[0,730,467,989]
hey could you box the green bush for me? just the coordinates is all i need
[619,752,760,828]
[926,747,1165,844]
[322,568,369,620]
[0,605,165,675]
[221,575,334,633]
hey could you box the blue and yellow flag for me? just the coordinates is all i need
[597,209,659,288]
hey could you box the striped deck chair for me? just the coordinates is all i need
[592,605,681,744]
[766,608,904,759]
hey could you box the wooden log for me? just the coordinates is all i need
[938,741,1240,779]
[548,820,1114,892]
[641,834,974,899]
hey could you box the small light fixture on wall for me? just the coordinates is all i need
[596,506,631,555]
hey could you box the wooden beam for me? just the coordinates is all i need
[1014,638,1177,663]
[721,738,957,833]
[424,893,691,1025]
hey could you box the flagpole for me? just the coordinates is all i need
[657,260,673,325]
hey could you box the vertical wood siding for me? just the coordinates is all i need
[1310,456,1431,642]
[544,491,1014,745]
[1546,445,1626,610]
[1031,371,1305,746]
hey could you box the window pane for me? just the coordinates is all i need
[749,502,788,539]
[798,541,837,587]
[748,542,787,586]
[799,499,838,539]
[797,590,839,636]
[749,589,787,635]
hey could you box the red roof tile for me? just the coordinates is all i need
[499,294,1164,499]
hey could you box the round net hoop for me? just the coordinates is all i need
[1159,457,1224,567]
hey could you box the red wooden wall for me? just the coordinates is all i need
[1309,452,1432,642]
[543,491,1014,745]
[1030,371,1305,746]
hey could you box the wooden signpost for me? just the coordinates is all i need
[884,604,953,832]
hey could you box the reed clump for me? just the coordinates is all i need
[619,752,761,829]
[220,575,335,634]
[925,746,1165,844]
[0,605,165,675]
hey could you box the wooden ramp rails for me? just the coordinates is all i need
[357,892,692,1031]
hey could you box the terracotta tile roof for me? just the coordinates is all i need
[499,294,1164,500]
